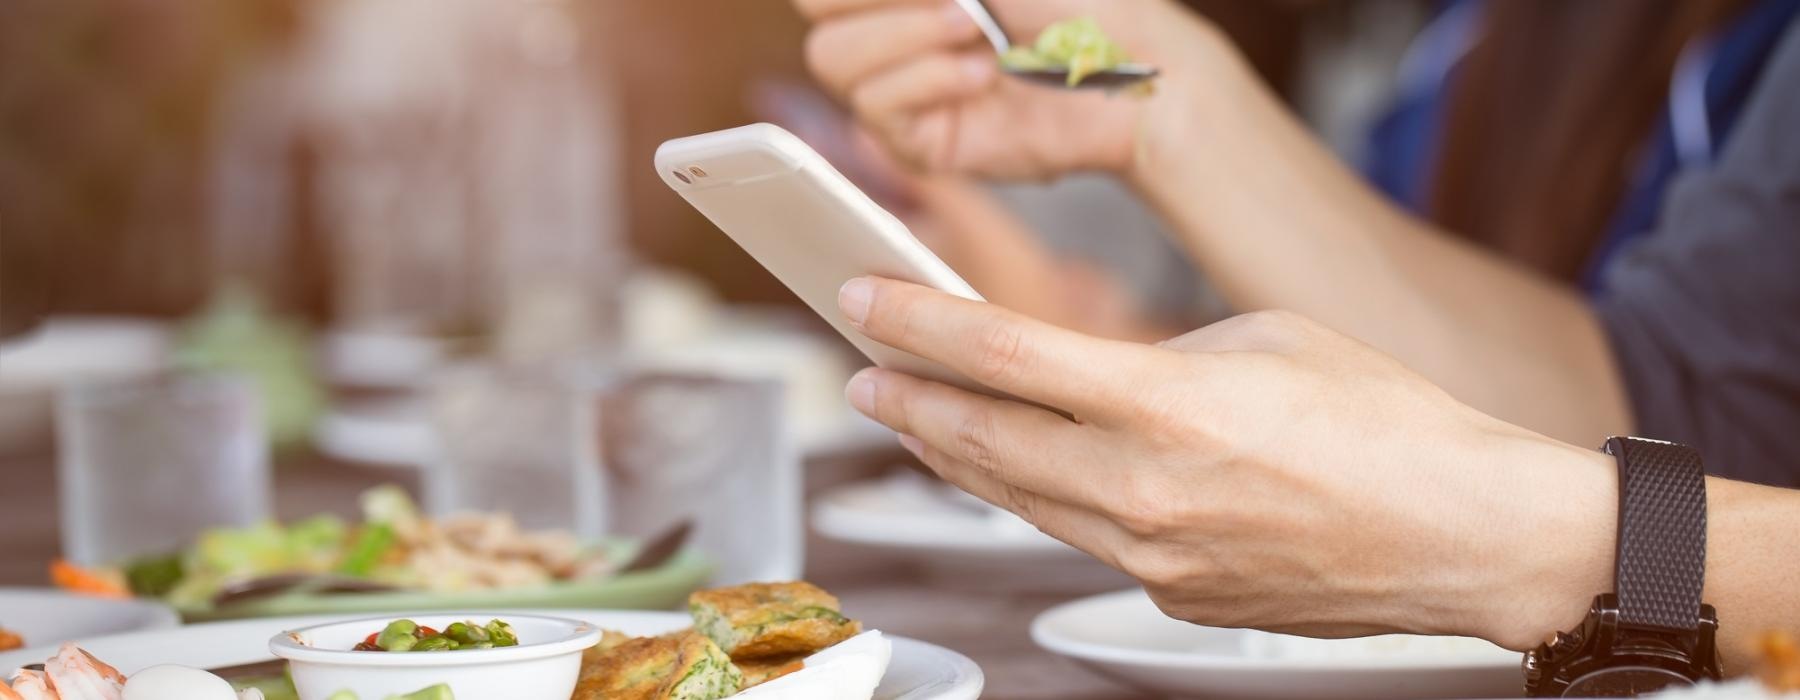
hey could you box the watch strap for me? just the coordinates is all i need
[1607,436,1708,631]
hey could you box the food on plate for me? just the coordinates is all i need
[54,485,617,608]
[352,619,519,652]
[323,686,453,700]
[689,582,861,659]
[1760,631,1800,692]
[0,627,20,652]
[0,644,262,700]
[574,581,873,700]
[998,17,1130,87]
[572,631,741,700]
[731,656,804,689]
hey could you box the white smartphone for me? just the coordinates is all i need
[656,123,986,393]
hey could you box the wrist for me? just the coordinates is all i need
[1118,8,1257,183]
[1466,433,1618,651]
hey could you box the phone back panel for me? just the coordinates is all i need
[656,123,985,392]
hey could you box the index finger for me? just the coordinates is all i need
[837,276,1167,420]
[793,0,943,21]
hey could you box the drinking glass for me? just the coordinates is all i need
[598,371,801,585]
[423,362,607,539]
[57,374,272,565]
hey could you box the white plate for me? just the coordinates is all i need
[0,608,984,700]
[0,588,180,647]
[813,472,1075,557]
[813,473,1133,593]
[1032,589,1521,699]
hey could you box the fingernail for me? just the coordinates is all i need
[846,370,877,416]
[898,434,924,457]
[839,277,873,325]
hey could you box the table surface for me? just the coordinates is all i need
[0,447,1154,700]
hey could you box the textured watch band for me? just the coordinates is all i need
[1607,437,1708,631]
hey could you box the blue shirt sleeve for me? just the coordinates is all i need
[1594,19,1800,486]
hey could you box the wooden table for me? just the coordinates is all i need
[0,448,1152,699]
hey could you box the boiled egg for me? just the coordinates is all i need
[123,665,239,700]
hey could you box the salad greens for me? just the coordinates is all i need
[999,17,1130,87]
[126,487,418,607]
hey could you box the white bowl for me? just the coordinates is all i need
[269,613,600,700]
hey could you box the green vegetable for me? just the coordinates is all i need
[360,485,421,531]
[389,686,455,700]
[377,619,420,651]
[231,674,299,700]
[443,621,487,645]
[123,553,185,597]
[412,636,459,651]
[361,618,518,653]
[485,619,518,647]
[335,523,395,577]
[998,17,1130,87]
[322,688,454,700]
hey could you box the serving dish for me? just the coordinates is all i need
[271,613,598,700]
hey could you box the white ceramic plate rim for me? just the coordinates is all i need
[0,587,181,638]
[1031,589,1518,673]
[269,613,600,666]
[0,608,983,700]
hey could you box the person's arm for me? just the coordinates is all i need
[1123,27,1631,446]
[834,275,1800,668]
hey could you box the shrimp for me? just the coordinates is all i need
[41,643,124,700]
[4,670,56,700]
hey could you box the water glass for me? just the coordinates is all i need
[57,374,272,565]
[598,371,801,585]
[423,362,607,539]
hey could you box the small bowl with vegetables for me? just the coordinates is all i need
[269,613,599,700]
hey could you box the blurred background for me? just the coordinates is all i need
[0,1,1459,696]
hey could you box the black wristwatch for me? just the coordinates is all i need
[1523,437,1722,697]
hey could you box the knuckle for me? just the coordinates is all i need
[1109,478,1173,537]
[1121,543,1190,591]
[970,318,1030,385]
[951,409,1002,473]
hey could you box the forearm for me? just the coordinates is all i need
[1122,21,1631,443]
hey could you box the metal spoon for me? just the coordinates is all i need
[952,0,1159,90]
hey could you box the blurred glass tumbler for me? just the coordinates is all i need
[424,363,608,539]
[57,374,273,565]
[599,372,802,585]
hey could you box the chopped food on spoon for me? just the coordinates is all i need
[999,17,1131,87]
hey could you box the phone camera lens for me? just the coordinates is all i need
[672,170,691,184]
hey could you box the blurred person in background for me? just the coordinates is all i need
[793,0,1800,485]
